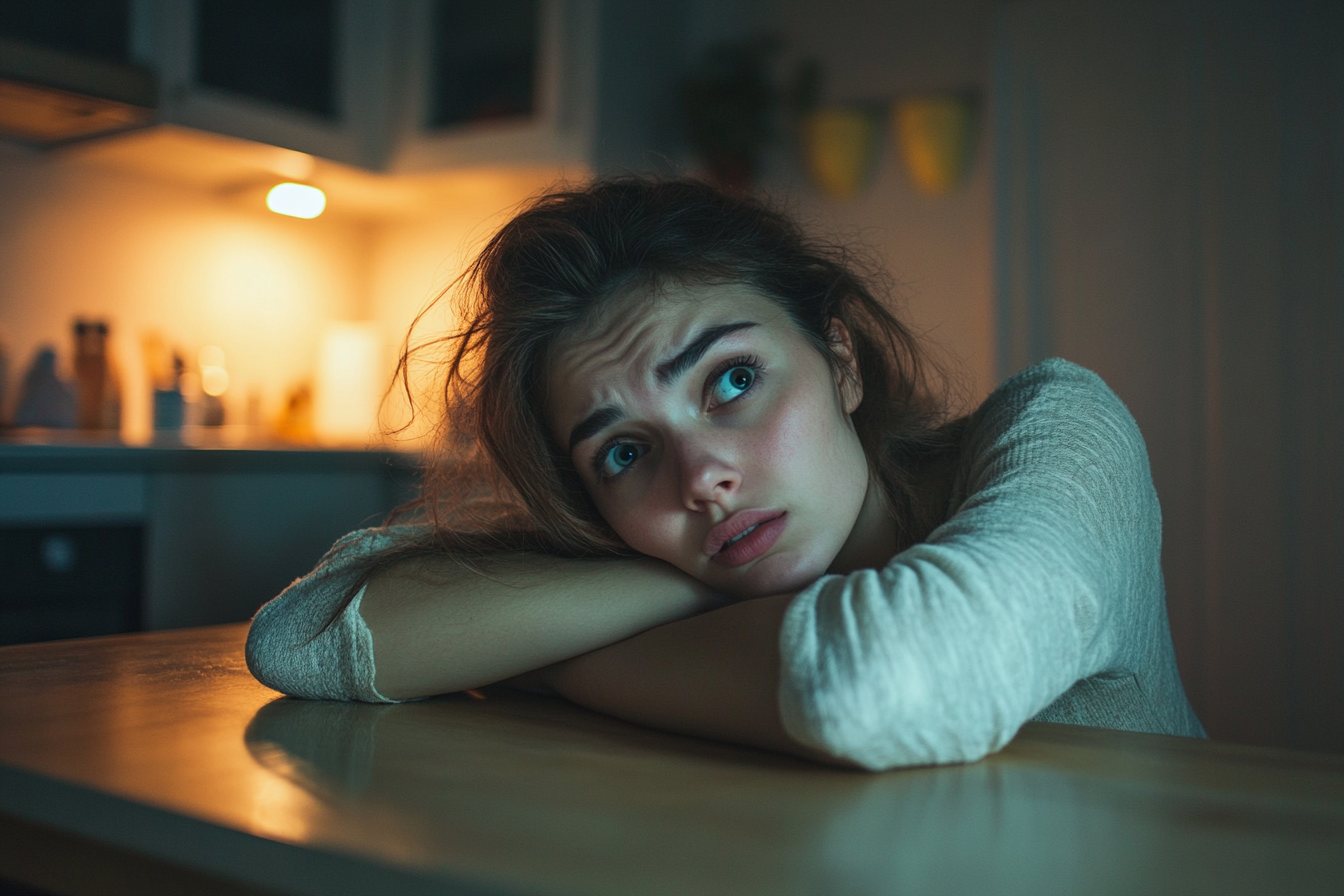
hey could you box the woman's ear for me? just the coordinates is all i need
[826,318,864,414]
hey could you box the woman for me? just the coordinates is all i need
[246,178,1204,771]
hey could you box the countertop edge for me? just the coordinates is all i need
[0,445,421,474]
[0,764,510,896]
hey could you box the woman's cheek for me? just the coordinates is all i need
[747,383,823,473]
[603,498,681,562]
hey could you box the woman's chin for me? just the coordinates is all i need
[711,551,832,600]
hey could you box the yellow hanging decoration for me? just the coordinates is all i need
[800,106,882,200]
[892,94,979,195]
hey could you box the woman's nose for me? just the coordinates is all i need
[677,443,741,511]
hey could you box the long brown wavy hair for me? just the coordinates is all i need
[340,177,964,601]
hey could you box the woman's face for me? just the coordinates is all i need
[546,282,892,598]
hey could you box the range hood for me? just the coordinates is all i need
[0,35,155,145]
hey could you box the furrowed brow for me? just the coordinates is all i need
[654,321,757,386]
[568,405,625,453]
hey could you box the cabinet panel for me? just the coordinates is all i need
[139,0,674,175]
[387,0,595,173]
[0,0,133,64]
[154,0,394,168]
[0,455,416,641]
[0,524,143,644]
[145,472,397,629]
[196,0,338,120]
[0,473,147,644]
[427,0,539,129]
[0,473,147,524]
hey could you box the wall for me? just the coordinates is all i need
[996,0,1344,751]
[688,0,1000,407]
[363,170,572,443]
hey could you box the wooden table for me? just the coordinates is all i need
[0,626,1341,896]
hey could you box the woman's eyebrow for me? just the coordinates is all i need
[654,321,757,385]
[568,321,758,453]
[569,405,624,453]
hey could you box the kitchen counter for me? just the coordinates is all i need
[0,625,1341,895]
[0,436,419,475]
[0,444,419,637]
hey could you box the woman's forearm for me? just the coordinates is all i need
[539,593,843,763]
[361,554,724,699]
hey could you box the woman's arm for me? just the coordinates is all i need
[530,593,848,764]
[527,361,1194,771]
[246,529,725,703]
[536,593,793,748]
[361,554,724,699]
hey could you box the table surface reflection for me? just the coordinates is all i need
[0,625,1341,896]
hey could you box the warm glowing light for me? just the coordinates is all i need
[266,183,326,219]
[201,367,230,397]
[198,345,230,396]
[314,322,382,444]
[198,345,226,369]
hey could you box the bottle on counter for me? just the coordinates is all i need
[73,319,119,431]
[156,354,186,431]
[12,346,76,429]
[142,332,184,432]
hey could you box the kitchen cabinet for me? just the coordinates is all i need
[0,0,157,144]
[151,0,396,169]
[0,445,417,643]
[385,0,597,172]
[147,0,620,173]
[5,0,677,173]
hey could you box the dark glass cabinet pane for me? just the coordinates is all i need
[197,0,338,120]
[0,524,143,645]
[429,0,538,129]
[0,0,131,63]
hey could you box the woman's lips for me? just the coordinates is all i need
[706,511,788,568]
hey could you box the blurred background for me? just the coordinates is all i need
[0,0,1338,755]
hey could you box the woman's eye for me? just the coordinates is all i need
[709,365,756,406]
[600,441,645,477]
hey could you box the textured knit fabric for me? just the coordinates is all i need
[246,528,407,703]
[246,358,1204,768]
[776,359,1205,769]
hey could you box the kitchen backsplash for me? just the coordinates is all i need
[0,137,559,446]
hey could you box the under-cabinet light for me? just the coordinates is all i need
[266,183,326,219]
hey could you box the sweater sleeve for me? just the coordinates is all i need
[777,359,1162,770]
[246,526,422,703]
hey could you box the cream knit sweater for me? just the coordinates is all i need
[247,359,1204,770]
